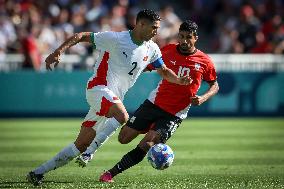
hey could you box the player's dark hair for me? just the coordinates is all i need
[179,20,198,36]
[136,9,161,23]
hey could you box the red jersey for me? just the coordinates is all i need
[148,44,217,119]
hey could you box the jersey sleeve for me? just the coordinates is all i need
[149,43,163,68]
[147,44,172,70]
[91,31,117,51]
[203,57,217,82]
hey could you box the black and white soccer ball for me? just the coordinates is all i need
[147,143,174,170]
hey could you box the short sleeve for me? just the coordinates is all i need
[149,42,162,63]
[203,58,217,82]
[92,31,117,51]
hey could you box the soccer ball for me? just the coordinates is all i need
[147,143,174,170]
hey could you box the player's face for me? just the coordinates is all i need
[141,20,160,41]
[178,31,198,52]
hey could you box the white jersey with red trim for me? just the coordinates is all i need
[148,44,217,119]
[87,31,162,101]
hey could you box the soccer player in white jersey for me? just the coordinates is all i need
[26,9,191,186]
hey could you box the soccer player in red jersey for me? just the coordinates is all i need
[98,20,219,182]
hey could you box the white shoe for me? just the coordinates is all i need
[75,153,93,168]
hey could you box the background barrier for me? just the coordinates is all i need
[0,54,283,117]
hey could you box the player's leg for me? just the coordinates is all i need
[27,122,96,186]
[118,125,141,144]
[77,99,155,168]
[93,102,129,149]
[30,107,100,172]
[99,100,160,182]
[118,99,158,144]
[100,110,182,182]
[27,87,109,185]
[76,108,128,167]
[75,87,128,167]
[100,130,160,182]
[27,109,100,173]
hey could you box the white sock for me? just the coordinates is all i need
[83,118,121,156]
[34,143,80,175]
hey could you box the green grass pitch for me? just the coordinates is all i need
[0,118,284,189]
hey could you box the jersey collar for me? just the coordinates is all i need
[129,30,144,46]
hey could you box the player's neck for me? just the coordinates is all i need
[130,29,144,46]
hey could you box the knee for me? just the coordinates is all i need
[138,140,158,152]
[138,141,154,152]
[138,132,161,151]
[117,112,129,125]
[110,111,128,125]
[118,133,130,144]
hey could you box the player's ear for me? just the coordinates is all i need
[194,35,198,41]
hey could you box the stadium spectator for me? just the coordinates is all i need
[0,0,283,69]
[21,25,42,70]
[158,5,181,46]
[237,5,261,52]
[250,31,273,53]
[274,40,284,54]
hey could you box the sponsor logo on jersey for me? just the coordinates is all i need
[129,116,136,123]
[143,56,148,61]
[170,60,176,65]
[123,51,128,58]
[113,96,119,100]
[195,63,201,71]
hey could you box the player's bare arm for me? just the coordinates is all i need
[45,32,93,71]
[191,80,219,106]
[156,64,192,85]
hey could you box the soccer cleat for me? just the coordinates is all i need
[75,153,93,168]
[99,171,114,183]
[26,171,44,186]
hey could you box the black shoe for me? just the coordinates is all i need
[26,171,44,186]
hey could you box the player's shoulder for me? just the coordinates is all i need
[147,40,160,49]
[100,30,129,38]
[117,30,129,36]
[109,30,129,40]
[195,49,213,63]
[146,40,162,57]
[94,30,117,40]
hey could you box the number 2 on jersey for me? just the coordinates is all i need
[128,62,137,75]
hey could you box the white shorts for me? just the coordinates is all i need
[82,86,122,132]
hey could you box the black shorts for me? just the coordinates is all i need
[127,99,182,143]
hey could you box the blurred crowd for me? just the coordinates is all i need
[0,0,283,70]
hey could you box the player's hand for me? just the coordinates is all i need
[178,76,193,85]
[190,95,206,106]
[45,50,61,71]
